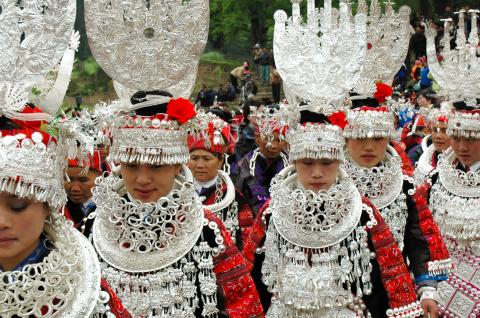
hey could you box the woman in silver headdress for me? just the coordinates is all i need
[253,109,423,318]
[0,109,104,318]
[343,87,452,318]
[90,92,264,317]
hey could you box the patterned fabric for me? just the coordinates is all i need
[206,210,265,318]
[420,171,477,318]
[391,140,415,177]
[436,240,480,318]
[403,180,451,283]
[202,184,259,265]
[364,198,419,309]
[411,188,451,269]
[231,151,286,214]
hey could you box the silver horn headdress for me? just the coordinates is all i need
[85,0,209,98]
[426,10,480,107]
[273,0,367,114]
[426,10,480,139]
[85,0,209,165]
[351,0,411,97]
[0,3,103,318]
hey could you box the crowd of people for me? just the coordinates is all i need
[1,1,480,318]
[195,46,281,111]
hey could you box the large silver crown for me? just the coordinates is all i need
[85,0,209,99]
[0,0,76,118]
[426,10,480,106]
[352,0,411,96]
[273,0,367,113]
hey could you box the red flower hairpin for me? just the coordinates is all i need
[328,111,348,129]
[166,98,196,124]
[374,83,393,104]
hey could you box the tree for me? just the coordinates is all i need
[209,0,292,49]
[209,0,419,49]
[75,0,91,60]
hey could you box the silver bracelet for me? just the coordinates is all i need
[418,286,441,304]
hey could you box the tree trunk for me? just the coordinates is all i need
[251,16,267,45]
[211,33,225,50]
[75,0,91,60]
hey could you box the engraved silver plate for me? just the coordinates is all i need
[84,0,209,97]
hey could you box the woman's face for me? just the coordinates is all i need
[346,138,390,168]
[431,122,451,153]
[65,168,99,204]
[188,149,223,183]
[120,163,181,203]
[0,193,48,271]
[416,95,431,108]
[295,158,340,192]
[255,131,287,159]
[451,137,480,168]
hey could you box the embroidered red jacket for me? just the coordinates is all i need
[201,183,259,266]
[251,198,422,317]
[97,210,264,318]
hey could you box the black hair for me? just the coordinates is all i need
[131,90,173,116]
[417,89,435,101]
[0,116,21,130]
[299,110,330,125]
[452,99,480,111]
[208,107,232,123]
[350,95,380,109]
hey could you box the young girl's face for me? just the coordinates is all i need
[295,158,340,192]
[0,193,48,271]
[120,163,182,203]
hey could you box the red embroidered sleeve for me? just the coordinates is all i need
[205,210,265,318]
[242,200,269,265]
[391,140,415,176]
[237,200,259,265]
[412,183,452,276]
[100,278,132,318]
[364,199,421,316]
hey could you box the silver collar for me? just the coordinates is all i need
[92,166,205,272]
[269,167,363,249]
[344,145,404,209]
[438,149,480,198]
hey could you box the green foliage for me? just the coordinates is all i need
[209,0,293,47]
[67,56,113,97]
[83,58,101,76]
[200,51,241,69]
[208,0,428,49]
[193,52,242,94]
